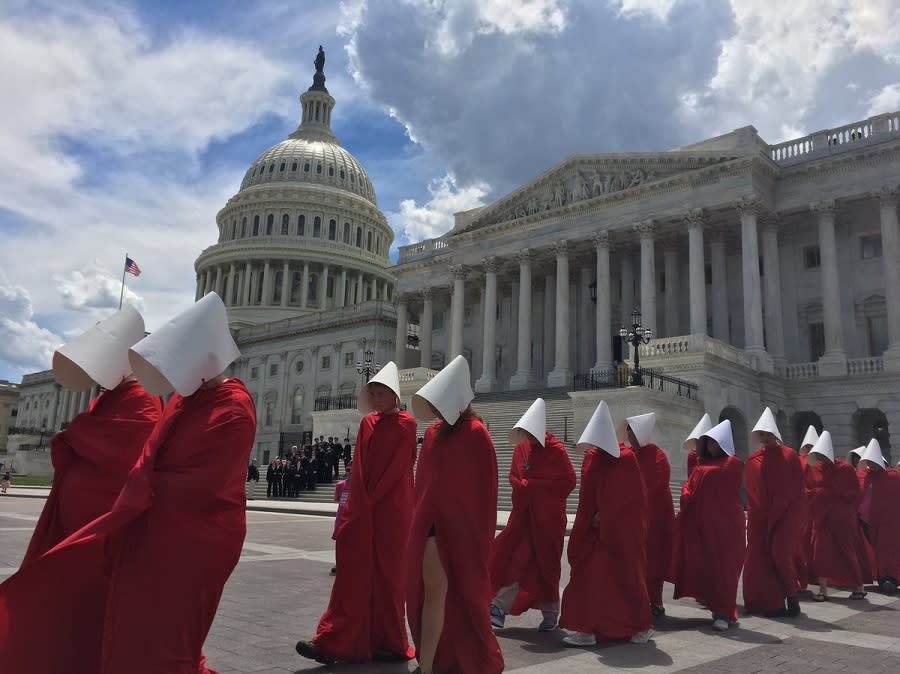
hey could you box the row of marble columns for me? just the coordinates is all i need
[197,261,392,310]
[393,188,900,387]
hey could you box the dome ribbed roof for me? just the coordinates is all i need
[239,138,377,205]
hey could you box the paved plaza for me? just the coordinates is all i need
[2,493,899,673]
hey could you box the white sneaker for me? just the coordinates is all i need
[562,632,597,647]
[712,618,728,632]
[629,629,655,644]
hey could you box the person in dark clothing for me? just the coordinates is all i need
[283,461,296,498]
[247,459,260,483]
[273,458,284,498]
[343,440,352,474]
[266,460,276,498]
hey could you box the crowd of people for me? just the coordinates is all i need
[1,292,898,674]
[262,438,351,497]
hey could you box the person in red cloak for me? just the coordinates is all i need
[0,292,255,674]
[803,431,867,601]
[21,305,161,567]
[621,411,674,617]
[683,414,713,481]
[559,400,654,647]
[857,440,900,594]
[407,355,504,674]
[795,425,820,592]
[296,361,418,665]
[489,397,576,632]
[672,419,745,631]
[743,407,806,617]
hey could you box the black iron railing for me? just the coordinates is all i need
[573,367,699,400]
[313,395,357,411]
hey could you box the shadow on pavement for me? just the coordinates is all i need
[495,626,573,654]
[594,641,674,669]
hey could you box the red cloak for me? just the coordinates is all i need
[806,459,864,587]
[22,379,162,566]
[313,410,418,662]
[672,455,745,621]
[490,431,576,614]
[860,468,900,583]
[743,443,806,613]
[406,415,504,674]
[560,446,652,640]
[0,379,256,674]
[634,443,674,606]
[686,450,699,479]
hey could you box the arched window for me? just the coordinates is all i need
[252,215,260,236]
[297,214,305,236]
[291,388,304,425]
[366,231,372,251]
[328,219,337,240]
[291,162,297,172]
[290,271,303,304]
[279,162,285,172]
[340,169,345,180]
[304,162,310,172]
[356,226,362,247]
[316,164,322,174]
[376,235,381,255]
[255,271,264,304]
[326,275,335,298]
[230,219,237,239]
[313,216,322,238]
[266,213,274,235]
[273,270,283,304]
[241,217,247,237]
[231,271,241,305]
[281,213,289,235]
[343,222,350,243]
[328,166,334,176]
[268,163,275,173]
[307,273,318,304]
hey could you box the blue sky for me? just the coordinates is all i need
[1,0,899,382]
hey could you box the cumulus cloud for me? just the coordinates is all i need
[868,83,900,116]
[0,268,62,377]
[390,174,490,243]
[55,261,145,314]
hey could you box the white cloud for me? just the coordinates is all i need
[0,269,63,377]
[868,83,900,116]
[55,261,145,314]
[390,174,490,243]
[612,0,679,21]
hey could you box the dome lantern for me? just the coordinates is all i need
[290,45,338,144]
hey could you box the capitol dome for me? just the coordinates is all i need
[194,47,395,330]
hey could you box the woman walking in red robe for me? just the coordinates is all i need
[621,411,674,617]
[743,407,806,617]
[804,431,867,601]
[858,440,900,594]
[490,397,576,631]
[296,361,418,664]
[672,419,745,631]
[560,401,654,647]
[407,355,504,674]
[683,413,712,480]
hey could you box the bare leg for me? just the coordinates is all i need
[419,537,448,674]
[817,576,828,600]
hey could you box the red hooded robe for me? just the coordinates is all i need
[490,431,576,614]
[406,415,504,674]
[0,378,255,674]
[860,468,900,584]
[560,446,652,640]
[634,443,674,606]
[806,459,864,586]
[743,443,806,613]
[312,410,418,662]
[672,454,745,621]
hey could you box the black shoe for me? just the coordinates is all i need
[651,605,665,617]
[786,595,801,618]
[329,567,337,576]
[373,649,412,662]
[295,640,335,664]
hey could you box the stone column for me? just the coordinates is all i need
[356,274,364,303]
[249,268,260,306]
[280,262,290,308]
[686,210,707,336]
[300,262,310,309]
[663,239,679,337]
[548,241,573,387]
[542,271,555,379]
[371,277,377,300]
[593,232,612,369]
[811,200,846,374]
[261,261,272,305]
[320,264,329,309]
[242,262,252,305]
[761,215,785,363]
[620,250,634,325]
[225,263,236,307]
[637,220,657,332]
[578,265,592,373]
[738,197,768,364]
[449,265,466,360]
[420,288,433,368]
[875,187,900,371]
[195,276,203,301]
[214,266,224,297]
[338,268,347,308]
[394,298,408,366]
[475,257,499,392]
[510,250,534,389]
[204,269,214,296]
[710,230,729,341]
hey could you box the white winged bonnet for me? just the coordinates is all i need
[807,430,835,466]
[511,398,546,446]
[800,425,820,452]
[619,412,656,447]
[751,407,783,446]
[411,355,473,426]
[577,401,620,458]
[701,419,736,457]
[860,438,887,469]
[358,361,401,414]
[683,413,713,452]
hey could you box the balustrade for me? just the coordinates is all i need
[769,111,899,166]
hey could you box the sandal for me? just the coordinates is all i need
[813,592,827,602]
[849,591,868,600]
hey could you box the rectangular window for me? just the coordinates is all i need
[265,400,275,427]
[657,270,666,294]
[867,315,888,356]
[804,246,821,269]
[344,352,354,367]
[704,263,712,285]
[860,234,882,259]
[269,363,278,377]
[250,366,259,379]
[321,355,331,370]
[432,311,444,331]
[809,322,826,360]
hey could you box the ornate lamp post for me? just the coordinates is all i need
[619,309,653,386]
[356,338,380,383]
[38,425,47,448]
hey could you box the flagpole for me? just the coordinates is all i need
[119,252,127,310]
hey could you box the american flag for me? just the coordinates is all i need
[125,256,142,277]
